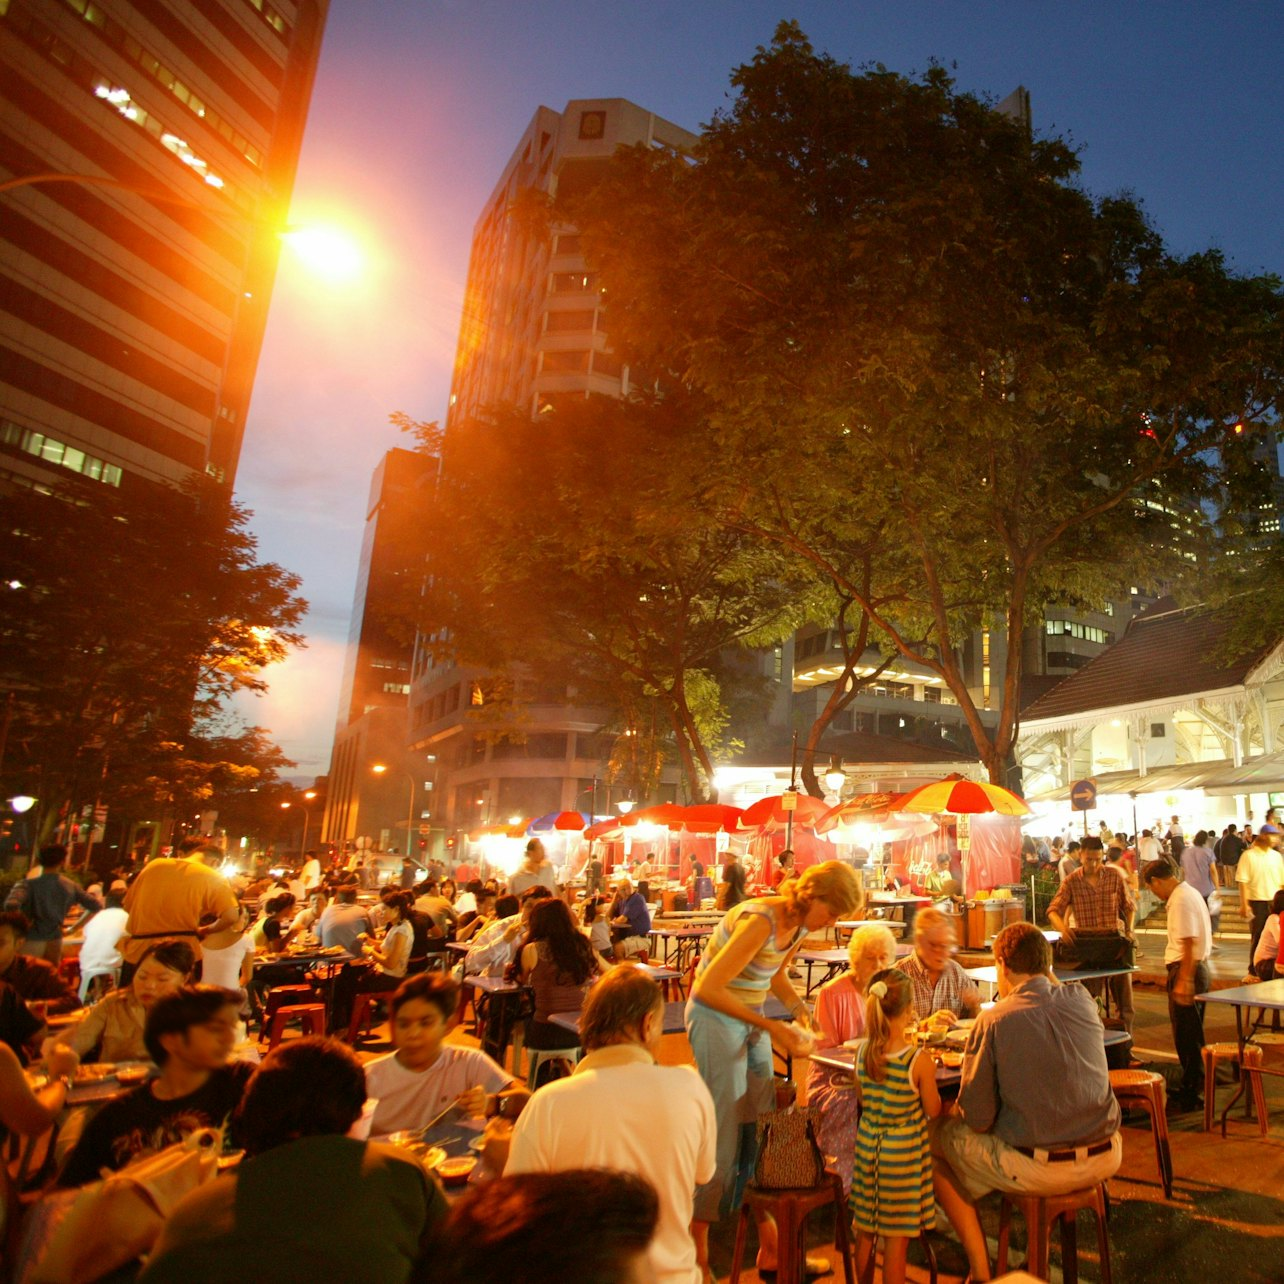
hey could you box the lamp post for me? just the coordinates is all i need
[373,765,418,862]
[280,790,317,854]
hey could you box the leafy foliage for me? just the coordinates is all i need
[566,22,1284,780]
[0,474,306,837]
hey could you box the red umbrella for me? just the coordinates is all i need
[621,803,688,829]
[737,792,830,832]
[815,792,906,834]
[678,803,745,833]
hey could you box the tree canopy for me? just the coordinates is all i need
[565,22,1284,782]
[0,474,306,841]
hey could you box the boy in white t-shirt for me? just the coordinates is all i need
[364,973,527,1139]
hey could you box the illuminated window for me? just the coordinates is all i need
[551,272,598,295]
[1,421,122,485]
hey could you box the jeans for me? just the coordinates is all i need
[686,999,775,1222]
[1166,959,1210,1100]
[1248,901,1270,970]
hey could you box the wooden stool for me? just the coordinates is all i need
[729,1175,856,1284]
[1109,1069,1173,1198]
[258,984,314,1039]
[1203,1042,1268,1136]
[265,1002,326,1049]
[997,1182,1111,1284]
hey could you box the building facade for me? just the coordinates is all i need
[0,0,329,494]
[409,99,697,843]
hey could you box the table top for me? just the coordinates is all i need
[1196,978,1284,1011]
[651,925,713,939]
[799,943,911,965]
[965,965,1139,986]
[550,994,794,1038]
[28,1063,154,1107]
[809,1044,963,1085]
[463,975,526,995]
[837,919,906,932]
[867,892,932,906]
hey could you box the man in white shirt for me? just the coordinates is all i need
[77,881,129,995]
[1236,826,1284,968]
[1135,829,1161,864]
[299,851,323,894]
[503,966,716,1284]
[1142,859,1213,1112]
[364,974,525,1139]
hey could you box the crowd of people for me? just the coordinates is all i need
[0,813,1280,1283]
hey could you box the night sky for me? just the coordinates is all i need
[230,1,1284,779]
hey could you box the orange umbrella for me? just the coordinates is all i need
[736,792,830,832]
[896,776,1030,816]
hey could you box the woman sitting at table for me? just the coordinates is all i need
[517,898,603,1064]
[807,923,898,1196]
[355,891,415,996]
[250,893,297,956]
[1252,888,1284,981]
[53,940,195,1064]
[687,860,862,1278]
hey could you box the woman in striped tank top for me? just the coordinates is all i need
[686,860,862,1278]
[850,969,942,1284]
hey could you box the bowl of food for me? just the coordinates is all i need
[436,1155,477,1187]
[941,1051,964,1069]
[114,1063,150,1086]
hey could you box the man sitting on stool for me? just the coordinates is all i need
[932,921,1121,1283]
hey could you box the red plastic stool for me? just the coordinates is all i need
[347,990,391,1043]
[997,1182,1112,1284]
[1109,1069,1173,1198]
[258,984,314,1039]
[265,1002,327,1049]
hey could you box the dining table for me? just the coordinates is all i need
[1195,978,1284,1131]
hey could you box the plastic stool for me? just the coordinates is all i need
[347,990,390,1044]
[1203,1042,1268,1136]
[526,1046,580,1089]
[78,967,118,1004]
[730,1175,856,1284]
[259,984,314,1039]
[997,1182,1112,1284]
[265,1002,327,1049]
[1109,1069,1173,1198]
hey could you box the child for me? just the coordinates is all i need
[850,968,941,1284]
[363,973,528,1140]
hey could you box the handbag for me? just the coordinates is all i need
[1053,928,1135,971]
[752,1104,826,1190]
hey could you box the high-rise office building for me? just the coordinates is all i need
[411,99,697,841]
[0,0,329,494]
[322,447,434,850]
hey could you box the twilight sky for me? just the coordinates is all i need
[230,0,1284,781]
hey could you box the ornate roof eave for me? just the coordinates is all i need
[1019,684,1248,736]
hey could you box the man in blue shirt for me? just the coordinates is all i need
[5,845,99,964]
[610,878,651,961]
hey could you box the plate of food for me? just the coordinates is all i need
[75,1063,117,1082]
[940,1050,964,1068]
[114,1062,151,1085]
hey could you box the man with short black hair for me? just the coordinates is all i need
[932,922,1121,1282]
[503,967,714,1284]
[5,845,100,964]
[59,985,251,1186]
[1144,859,1213,1112]
[0,912,79,1012]
[318,886,372,958]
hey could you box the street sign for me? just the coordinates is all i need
[1070,779,1098,811]
[418,824,430,836]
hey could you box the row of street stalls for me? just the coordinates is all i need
[1018,600,1284,837]
[459,777,1029,900]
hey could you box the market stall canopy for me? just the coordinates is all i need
[1030,759,1235,802]
[1202,750,1284,796]
[620,803,688,829]
[583,819,623,841]
[897,775,1031,816]
[815,792,906,832]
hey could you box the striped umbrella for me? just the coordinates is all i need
[895,776,1031,816]
[736,792,830,832]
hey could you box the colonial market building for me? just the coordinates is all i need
[1017,600,1284,833]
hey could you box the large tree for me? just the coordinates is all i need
[397,393,824,800]
[568,22,1283,782]
[0,474,306,840]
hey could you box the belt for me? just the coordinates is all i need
[1014,1139,1113,1163]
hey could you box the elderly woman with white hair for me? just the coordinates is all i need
[807,922,899,1195]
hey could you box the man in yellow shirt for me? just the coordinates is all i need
[122,838,240,983]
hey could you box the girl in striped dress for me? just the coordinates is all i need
[850,968,941,1284]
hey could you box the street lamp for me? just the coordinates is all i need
[280,790,317,853]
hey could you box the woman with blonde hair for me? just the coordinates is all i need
[687,859,862,1277]
[807,922,898,1195]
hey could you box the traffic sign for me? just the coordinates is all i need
[1070,779,1098,811]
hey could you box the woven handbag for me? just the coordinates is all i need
[752,1104,826,1190]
